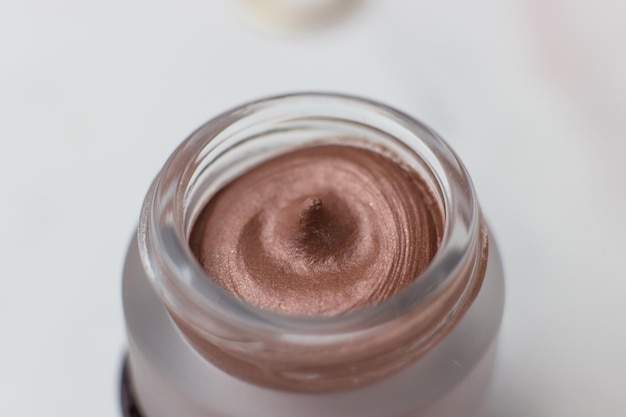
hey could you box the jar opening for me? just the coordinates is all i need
[138,93,487,391]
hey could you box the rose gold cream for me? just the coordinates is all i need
[190,144,443,316]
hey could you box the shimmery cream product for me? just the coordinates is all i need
[189,145,444,316]
[122,93,504,416]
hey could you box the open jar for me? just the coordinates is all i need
[122,93,504,417]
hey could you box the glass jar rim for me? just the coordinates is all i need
[138,92,484,342]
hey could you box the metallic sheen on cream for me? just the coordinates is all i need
[190,144,443,316]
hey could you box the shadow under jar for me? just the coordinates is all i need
[121,93,505,417]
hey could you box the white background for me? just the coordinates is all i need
[1,1,625,416]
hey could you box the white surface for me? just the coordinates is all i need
[1,1,625,416]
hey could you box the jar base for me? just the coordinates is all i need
[121,356,145,417]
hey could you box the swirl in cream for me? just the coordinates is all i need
[190,144,443,316]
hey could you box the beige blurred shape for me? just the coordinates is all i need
[237,0,363,32]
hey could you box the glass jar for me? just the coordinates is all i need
[121,93,505,417]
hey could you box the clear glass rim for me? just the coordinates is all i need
[138,92,483,340]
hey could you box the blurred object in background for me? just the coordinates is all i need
[237,0,363,32]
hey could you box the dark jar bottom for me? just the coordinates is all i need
[121,356,144,417]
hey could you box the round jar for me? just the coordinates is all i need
[122,93,505,417]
